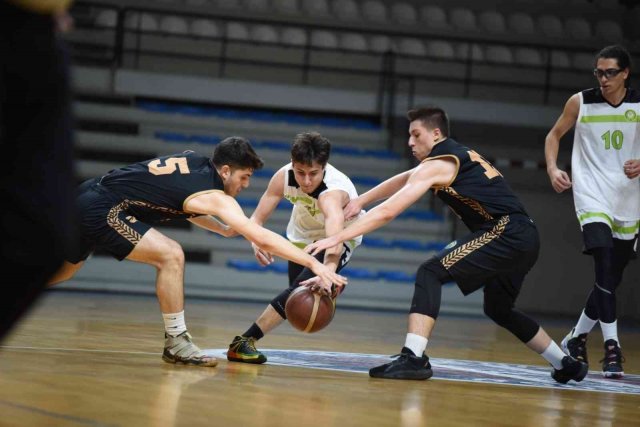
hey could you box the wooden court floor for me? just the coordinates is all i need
[1,291,638,427]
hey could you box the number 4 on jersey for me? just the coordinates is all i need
[468,150,503,179]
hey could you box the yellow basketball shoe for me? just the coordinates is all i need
[227,335,267,364]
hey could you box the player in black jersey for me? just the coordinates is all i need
[305,107,587,383]
[49,137,346,367]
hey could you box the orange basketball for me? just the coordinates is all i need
[285,286,336,333]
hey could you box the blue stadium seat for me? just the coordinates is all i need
[226,259,265,272]
[189,134,220,144]
[361,236,394,249]
[340,267,379,279]
[391,239,428,251]
[136,101,380,130]
[376,270,415,282]
[268,263,289,274]
[351,176,381,186]
[154,131,190,142]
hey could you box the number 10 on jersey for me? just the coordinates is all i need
[601,130,624,150]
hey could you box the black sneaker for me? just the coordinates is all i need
[369,347,433,380]
[560,328,588,364]
[551,355,589,384]
[227,335,267,364]
[600,339,625,379]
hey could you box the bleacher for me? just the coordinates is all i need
[59,0,638,313]
[72,95,451,287]
[65,0,639,107]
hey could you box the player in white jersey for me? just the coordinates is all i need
[545,45,640,378]
[227,132,364,363]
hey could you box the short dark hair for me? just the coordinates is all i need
[407,106,450,137]
[212,136,264,170]
[291,132,331,167]
[595,45,632,70]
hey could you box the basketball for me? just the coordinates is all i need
[285,286,336,333]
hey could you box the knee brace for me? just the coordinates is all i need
[409,258,451,318]
[592,247,618,323]
[483,290,539,343]
[270,287,295,319]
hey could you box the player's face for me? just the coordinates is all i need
[594,57,628,95]
[292,161,325,194]
[223,167,253,197]
[408,121,441,160]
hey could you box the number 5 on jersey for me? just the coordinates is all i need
[148,158,191,175]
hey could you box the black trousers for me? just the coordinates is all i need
[0,1,76,340]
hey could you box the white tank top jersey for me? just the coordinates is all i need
[282,163,364,249]
[572,88,640,229]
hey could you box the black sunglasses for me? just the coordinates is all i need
[593,68,623,79]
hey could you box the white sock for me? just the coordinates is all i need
[540,341,566,370]
[600,320,619,344]
[163,311,187,337]
[573,310,597,336]
[404,333,428,357]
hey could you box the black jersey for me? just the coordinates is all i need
[98,151,224,224]
[425,138,528,231]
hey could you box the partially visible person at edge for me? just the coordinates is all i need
[0,0,77,340]
[544,44,640,378]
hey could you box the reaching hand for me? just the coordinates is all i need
[252,242,274,266]
[343,199,363,221]
[547,168,572,193]
[299,276,342,297]
[309,260,347,290]
[304,236,339,256]
[624,159,640,179]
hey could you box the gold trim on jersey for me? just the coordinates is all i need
[439,187,493,220]
[107,201,143,245]
[129,200,187,216]
[441,216,509,269]
[183,189,225,212]
[421,154,460,189]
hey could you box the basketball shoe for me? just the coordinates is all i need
[162,331,218,367]
[551,355,588,384]
[369,347,433,380]
[561,328,588,364]
[600,339,624,378]
[227,335,267,364]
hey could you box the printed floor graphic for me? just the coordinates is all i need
[208,348,640,395]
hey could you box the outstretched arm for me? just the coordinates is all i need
[545,93,579,193]
[318,189,350,271]
[249,169,286,265]
[343,168,415,220]
[188,215,237,237]
[306,159,456,255]
[300,190,350,295]
[185,192,346,287]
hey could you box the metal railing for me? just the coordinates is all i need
[67,2,634,151]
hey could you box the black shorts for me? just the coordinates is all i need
[582,222,638,260]
[67,178,152,263]
[435,214,540,296]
